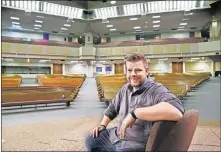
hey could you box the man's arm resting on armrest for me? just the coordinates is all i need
[134,102,183,122]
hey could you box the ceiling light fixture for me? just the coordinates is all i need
[10,17,19,20]
[64,24,71,27]
[61,27,67,30]
[106,25,113,27]
[152,16,161,18]
[146,22,148,23]
[35,20,43,23]
[110,28,116,31]
[36,16,44,18]
[130,18,138,20]
[153,25,160,28]
[34,24,42,27]
[182,18,189,21]
[12,22,20,25]
[178,26,185,28]
[180,23,187,25]
[184,13,193,16]
[153,20,160,24]
[72,21,75,23]
[134,26,141,29]
[110,1,116,4]
[34,27,40,30]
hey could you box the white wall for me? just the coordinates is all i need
[1,61,51,67]
[185,62,212,73]
[2,30,77,42]
[148,62,172,73]
[111,35,136,42]
[161,32,190,39]
[64,63,115,77]
[2,30,42,40]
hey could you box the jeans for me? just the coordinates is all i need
[84,128,146,152]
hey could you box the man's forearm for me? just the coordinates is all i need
[100,115,112,127]
[134,102,183,121]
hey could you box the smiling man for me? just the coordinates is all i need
[85,52,184,152]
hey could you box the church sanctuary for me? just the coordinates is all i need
[1,0,220,151]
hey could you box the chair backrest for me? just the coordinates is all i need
[146,109,199,151]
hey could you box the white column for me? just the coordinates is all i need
[211,61,215,77]
[62,64,66,75]
[112,63,115,74]
[183,62,186,73]
[50,64,53,74]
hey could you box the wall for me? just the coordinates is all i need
[185,62,212,73]
[148,62,172,73]
[93,63,114,75]
[1,61,51,67]
[215,62,221,71]
[111,35,136,42]
[161,32,190,39]
[2,30,77,42]
[64,63,115,77]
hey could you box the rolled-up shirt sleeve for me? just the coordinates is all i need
[153,85,185,114]
[103,89,122,120]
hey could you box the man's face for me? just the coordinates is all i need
[126,60,148,88]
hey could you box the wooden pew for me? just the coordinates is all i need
[2,86,78,107]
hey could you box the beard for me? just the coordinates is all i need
[128,76,143,87]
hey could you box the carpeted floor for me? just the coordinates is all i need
[2,77,221,151]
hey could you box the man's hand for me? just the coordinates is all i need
[90,125,106,138]
[119,113,136,139]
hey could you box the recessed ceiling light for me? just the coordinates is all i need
[72,21,75,23]
[12,22,20,25]
[152,16,160,18]
[110,28,116,31]
[102,20,109,23]
[64,24,71,27]
[36,16,44,18]
[130,18,138,20]
[184,13,193,16]
[35,20,43,23]
[153,20,160,24]
[61,27,67,30]
[178,26,185,28]
[134,26,141,29]
[146,22,148,23]
[110,1,116,4]
[136,29,142,32]
[182,18,189,21]
[34,24,42,27]
[10,17,19,20]
[180,23,187,25]
[153,25,160,28]
[106,25,113,27]
[34,27,40,30]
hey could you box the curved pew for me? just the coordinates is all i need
[2,86,78,107]
[2,75,22,87]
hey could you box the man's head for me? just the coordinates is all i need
[124,52,149,88]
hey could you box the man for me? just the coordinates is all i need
[85,52,184,151]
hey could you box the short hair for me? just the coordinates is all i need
[124,52,147,67]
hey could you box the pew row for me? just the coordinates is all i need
[2,86,78,107]
[2,75,22,87]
